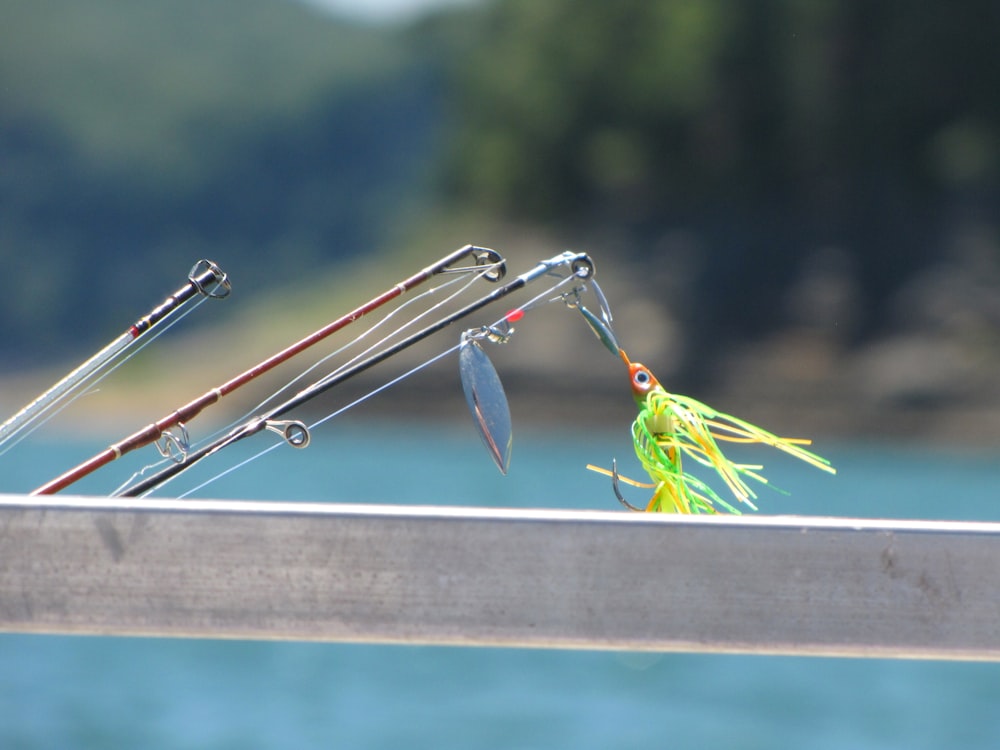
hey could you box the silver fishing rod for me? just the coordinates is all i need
[0,260,230,451]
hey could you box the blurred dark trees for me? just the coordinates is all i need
[444,0,1000,359]
[2,0,999,374]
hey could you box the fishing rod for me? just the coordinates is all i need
[32,245,503,495]
[165,258,615,499]
[0,260,230,452]
[114,250,595,497]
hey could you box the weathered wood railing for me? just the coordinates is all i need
[1,494,998,660]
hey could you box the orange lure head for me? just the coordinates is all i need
[619,350,661,407]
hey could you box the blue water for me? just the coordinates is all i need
[4,422,1000,749]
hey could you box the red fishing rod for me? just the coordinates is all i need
[33,245,503,495]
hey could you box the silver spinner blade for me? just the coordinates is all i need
[459,334,513,475]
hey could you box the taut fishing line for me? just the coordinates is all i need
[111,261,503,494]
[141,269,583,499]
[249,259,502,416]
[0,291,214,459]
[106,251,593,497]
[1,259,229,458]
[170,347,460,499]
[303,264,500,393]
[34,245,503,495]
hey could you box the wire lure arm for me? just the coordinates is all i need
[497,251,618,355]
[561,278,621,356]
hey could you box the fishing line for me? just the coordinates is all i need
[111,251,593,497]
[0,260,229,453]
[246,259,500,419]
[34,245,501,495]
[140,269,584,499]
[305,265,497,393]
[115,261,502,488]
[167,347,460,499]
[0,290,215,458]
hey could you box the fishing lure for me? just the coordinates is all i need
[590,351,835,514]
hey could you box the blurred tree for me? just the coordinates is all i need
[444,0,1000,365]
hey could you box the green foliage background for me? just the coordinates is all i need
[445,0,1000,352]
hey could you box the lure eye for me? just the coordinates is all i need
[633,369,651,390]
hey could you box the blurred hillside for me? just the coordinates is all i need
[3,0,1000,443]
[0,0,441,366]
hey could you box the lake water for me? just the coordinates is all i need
[3,422,1000,749]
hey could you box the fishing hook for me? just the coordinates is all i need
[188,259,231,299]
[610,459,643,512]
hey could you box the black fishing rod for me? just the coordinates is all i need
[117,251,594,497]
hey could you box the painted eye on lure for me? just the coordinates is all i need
[629,365,658,397]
